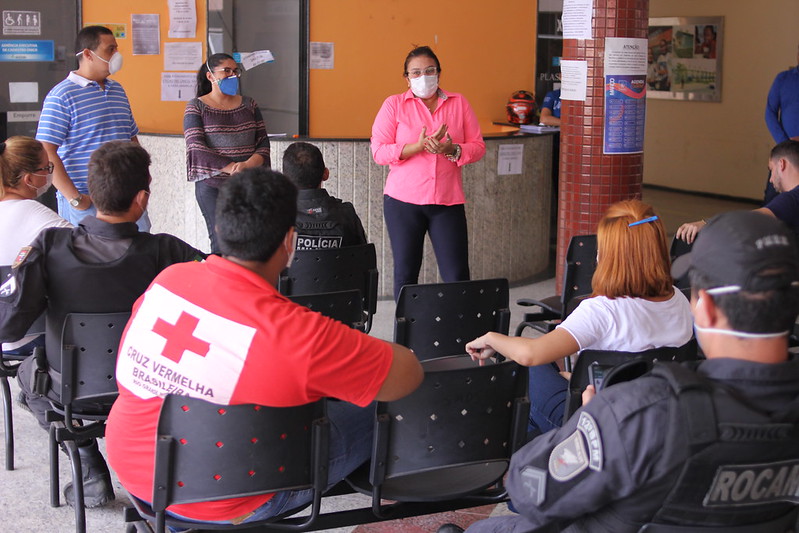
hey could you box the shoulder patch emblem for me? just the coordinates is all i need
[519,466,547,506]
[548,430,589,481]
[12,246,32,268]
[577,411,604,472]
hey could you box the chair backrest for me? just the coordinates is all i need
[58,312,130,407]
[563,340,699,423]
[153,394,328,513]
[670,236,693,290]
[369,356,529,501]
[289,289,364,329]
[561,234,597,316]
[394,279,510,361]
[279,243,378,332]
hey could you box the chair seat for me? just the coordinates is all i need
[348,461,509,501]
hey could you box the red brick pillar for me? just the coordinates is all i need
[556,0,649,290]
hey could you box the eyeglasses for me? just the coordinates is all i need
[406,66,438,79]
[32,162,54,175]
[214,67,242,77]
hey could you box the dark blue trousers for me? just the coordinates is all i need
[195,181,220,254]
[383,195,470,301]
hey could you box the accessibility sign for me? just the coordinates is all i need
[3,11,41,36]
[0,40,54,61]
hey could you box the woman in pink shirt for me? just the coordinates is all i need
[371,46,486,300]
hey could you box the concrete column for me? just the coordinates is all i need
[556,0,649,289]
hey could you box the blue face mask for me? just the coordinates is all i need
[217,75,239,96]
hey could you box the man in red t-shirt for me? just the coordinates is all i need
[106,168,423,524]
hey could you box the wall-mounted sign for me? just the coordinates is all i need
[3,11,41,36]
[0,40,54,61]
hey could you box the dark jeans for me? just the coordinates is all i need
[195,181,220,254]
[383,195,470,301]
[528,362,568,433]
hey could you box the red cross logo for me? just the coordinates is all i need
[152,312,211,363]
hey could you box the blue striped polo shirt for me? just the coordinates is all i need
[36,71,139,195]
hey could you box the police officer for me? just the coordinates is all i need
[450,210,799,533]
[282,141,367,250]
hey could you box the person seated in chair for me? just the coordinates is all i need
[677,140,799,242]
[105,168,422,526]
[446,211,799,533]
[467,199,693,434]
[281,141,367,251]
[0,141,204,508]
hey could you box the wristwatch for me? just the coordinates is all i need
[446,144,462,162]
[69,194,83,208]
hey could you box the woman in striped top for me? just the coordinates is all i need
[184,53,271,253]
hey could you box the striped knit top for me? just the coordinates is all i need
[36,72,139,195]
[183,96,271,185]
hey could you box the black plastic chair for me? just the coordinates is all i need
[394,279,510,361]
[670,236,693,291]
[638,507,798,532]
[347,355,529,517]
[289,289,364,329]
[515,234,597,337]
[125,394,329,533]
[44,312,130,533]
[1,312,45,471]
[562,340,700,423]
[279,243,378,333]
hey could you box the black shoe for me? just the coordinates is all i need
[63,440,115,508]
[437,525,465,533]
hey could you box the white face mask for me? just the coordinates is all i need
[88,50,124,75]
[27,173,53,198]
[410,75,439,99]
[694,323,789,340]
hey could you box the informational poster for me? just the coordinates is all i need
[88,23,127,39]
[562,0,593,40]
[560,59,588,101]
[168,0,197,39]
[132,14,160,55]
[240,50,274,71]
[3,11,41,35]
[603,38,648,154]
[9,81,37,102]
[309,42,334,69]
[0,39,53,61]
[164,42,202,71]
[497,144,524,176]
[161,72,196,101]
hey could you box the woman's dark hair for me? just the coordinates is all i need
[403,45,441,77]
[196,53,236,97]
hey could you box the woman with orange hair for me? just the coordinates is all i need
[466,199,693,433]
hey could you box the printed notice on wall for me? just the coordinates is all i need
[9,81,37,103]
[241,50,275,71]
[603,38,648,154]
[309,42,334,69]
[168,0,196,39]
[560,60,588,101]
[3,11,41,35]
[161,72,196,101]
[562,0,593,40]
[497,144,524,176]
[164,42,202,71]
[132,14,160,55]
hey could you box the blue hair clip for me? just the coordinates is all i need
[628,215,658,227]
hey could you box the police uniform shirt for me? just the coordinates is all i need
[466,357,799,533]
[295,188,367,250]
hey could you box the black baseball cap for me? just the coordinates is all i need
[671,211,799,292]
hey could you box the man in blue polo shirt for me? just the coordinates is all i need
[36,25,148,230]
[763,44,799,203]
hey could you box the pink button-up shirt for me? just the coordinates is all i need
[371,89,485,206]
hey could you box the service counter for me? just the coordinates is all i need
[141,132,553,299]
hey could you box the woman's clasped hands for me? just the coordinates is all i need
[415,124,455,156]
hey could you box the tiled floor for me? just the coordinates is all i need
[0,187,755,532]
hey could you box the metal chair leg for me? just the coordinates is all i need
[1,377,13,470]
[64,439,87,533]
[49,423,60,507]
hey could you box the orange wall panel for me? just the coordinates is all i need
[82,0,207,134]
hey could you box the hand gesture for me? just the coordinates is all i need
[675,220,705,244]
[465,334,496,366]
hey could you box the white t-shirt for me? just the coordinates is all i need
[0,199,71,349]
[556,288,693,352]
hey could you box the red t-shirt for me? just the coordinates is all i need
[106,255,393,521]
